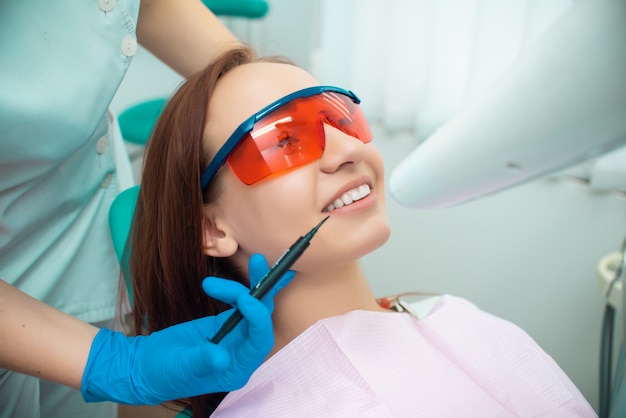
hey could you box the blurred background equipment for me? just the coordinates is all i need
[387,0,626,416]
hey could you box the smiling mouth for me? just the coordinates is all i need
[323,185,372,212]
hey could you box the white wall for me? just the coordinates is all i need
[111,0,626,411]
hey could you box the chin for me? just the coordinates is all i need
[370,219,392,251]
[355,216,392,257]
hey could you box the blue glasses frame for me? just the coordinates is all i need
[200,85,361,190]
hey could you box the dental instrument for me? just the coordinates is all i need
[210,216,330,343]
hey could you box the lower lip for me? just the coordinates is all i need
[323,192,377,215]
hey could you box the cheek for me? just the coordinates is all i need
[217,168,318,260]
[367,146,387,206]
[254,170,319,237]
[216,172,251,213]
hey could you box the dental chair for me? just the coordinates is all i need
[202,0,268,19]
[110,189,202,418]
[108,184,139,299]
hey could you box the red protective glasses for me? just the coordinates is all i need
[200,86,373,189]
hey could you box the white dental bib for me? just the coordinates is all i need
[212,295,595,417]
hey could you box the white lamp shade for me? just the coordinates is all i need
[390,0,626,209]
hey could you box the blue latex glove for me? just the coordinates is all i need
[81,254,295,405]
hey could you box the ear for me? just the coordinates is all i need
[201,208,238,258]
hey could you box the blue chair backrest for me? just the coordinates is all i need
[108,185,140,299]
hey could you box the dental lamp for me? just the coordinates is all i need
[389,0,626,210]
[388,1,626,417]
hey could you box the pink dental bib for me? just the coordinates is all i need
[212,295,595,417]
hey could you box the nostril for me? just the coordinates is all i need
[337,161,355,170]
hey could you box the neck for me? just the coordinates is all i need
[269,261,386,356]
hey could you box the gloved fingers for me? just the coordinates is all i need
[236,293,273,335]
[268,270,295,299]
[248,253,296,312]
[248,253,270,288]
[202,276,252,305]
[155,340,231,389]
[144,342,234,401]
[187,339,231,374]
[260,269,296,313]
[227,293,274,357]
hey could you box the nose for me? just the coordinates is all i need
[319,124,366,174]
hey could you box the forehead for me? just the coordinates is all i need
[206,62,320,143]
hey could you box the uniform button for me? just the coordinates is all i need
[101,173,113,188]
[121,37,137,57]
[98,0,116,12]
[96,136,108,154]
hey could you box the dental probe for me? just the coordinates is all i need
[209,215,330,344]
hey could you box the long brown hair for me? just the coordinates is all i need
[128,45,293,415]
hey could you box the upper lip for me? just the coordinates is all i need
[323,176,373,211]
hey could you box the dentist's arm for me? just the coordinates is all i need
[0,267,291,405]
[137,0,241,77]
[0,279,97,389]
[81,255,295,404]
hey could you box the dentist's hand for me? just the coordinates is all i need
[81,254,295,405]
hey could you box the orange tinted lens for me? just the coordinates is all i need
[318,92,373,144]
[227,92,371,185]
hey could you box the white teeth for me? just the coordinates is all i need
[324,184,371,212]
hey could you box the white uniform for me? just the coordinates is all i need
[0,0,139,416]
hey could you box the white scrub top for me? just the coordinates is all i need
[0,0,140,323]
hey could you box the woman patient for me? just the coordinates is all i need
[128,45,596,417]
